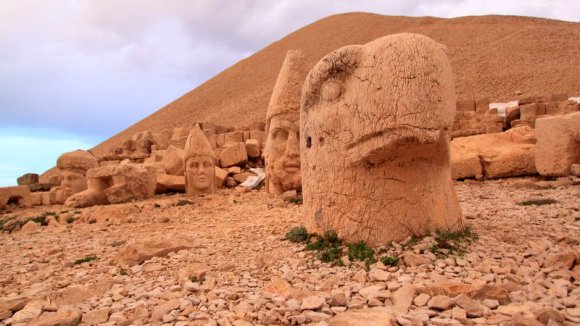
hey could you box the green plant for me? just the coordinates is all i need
[381,256,399,266]
[288,197,303,205]
[118,268,127,276]
[176,199,193,206]
[189,275,198,282]
[430,226,478,257]
[45,211,57,216]
[285,226,310,243]
[74,255,98,265]
[347,241,376,267]
[518,198,558,206]
[66,216,74,224]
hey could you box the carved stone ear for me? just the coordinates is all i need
[302,45,366,111]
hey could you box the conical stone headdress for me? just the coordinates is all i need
[266,50,307,127]
[57,150,98,172]
[184,124,214,162]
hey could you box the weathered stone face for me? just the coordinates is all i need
[264,115,301,194]
[300,33,463,246]
[60,169,88,199]
[56,150,98,201]
[184,124,216,196]
[185,155,215,195]
[264,50,308,195]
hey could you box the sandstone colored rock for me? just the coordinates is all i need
[219,142,248,168]
[161,145,184,176]
[184,124,216,196]
[535,112,580,176]
[155,173,185,194]
[451,126,537,179]
[264,50,307,195]
[17,173,39,186]
[29,308,81,326]
[20,220,40,233]
[214,166,229,188]
[456,99,475,112]
[301,33,463,245]
[0,185,32,209]
[245,139,261,158]
[65,163,156,208]
[56,150,98,203]
[116,238,191,267]
[328,307,397,326]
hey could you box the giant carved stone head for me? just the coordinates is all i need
[184,124,216,196]
[57,150,98,200]
[301,33,463,246]
[263,50,309,195]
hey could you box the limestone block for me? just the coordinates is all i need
[242,131,251,142]
[216,134,225,148]
[65,164,156,207]
[475,97,490,114]
[162,146,184,176]
[456,99,475,112]
[214,167,229,188]
[249,121,266,131]
[245,139,261,158]
[535,112,580,176]
[450,126,537,179]
[301,33,463,246]
[224,131,244,143]
[155,174,185,194]
[0,186,32,209]
[520,103,538,126]
[30,192,42,206]
[116,238,191,267]
[219,142,248,168]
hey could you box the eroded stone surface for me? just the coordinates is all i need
[301,33,463,245]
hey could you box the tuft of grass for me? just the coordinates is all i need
[189,275,199,283]
[66,216,74,224]
[176,199,193,206]
[381,256,399,266]
[74,255,98,265]
[429,226,478,257]
[518,198,558,206]
[288,197,303,205]
[285,226,310,243]
[347,241,376,267]
[119,268,127,276]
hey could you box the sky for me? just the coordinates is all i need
[0,0,578,186]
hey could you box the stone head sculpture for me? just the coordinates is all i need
[263,50,309,195]
[184,124,216,196]
[57,150,98,200]
[301,33,463,246]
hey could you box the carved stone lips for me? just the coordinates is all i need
[284,161,300,172]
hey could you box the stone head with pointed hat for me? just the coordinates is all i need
[263,50,309,195]
[184,124,216,195]
[57,150,98,199]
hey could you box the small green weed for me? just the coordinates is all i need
[74,255,98,265]
[285,226,310,243]
[381,256,399,266]
[119,268,127,276]
[518,198,558,206]
[176,199,193,206]
[347,241,376,267]
[66,216,74,224]
[288,197,303,205]
[430,226,478,257]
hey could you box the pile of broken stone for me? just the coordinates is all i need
[0,32,578,325]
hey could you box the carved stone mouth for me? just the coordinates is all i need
[346,125,438,150]
[284,161,300,172]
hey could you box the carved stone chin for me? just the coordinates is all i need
[301,33,464,246]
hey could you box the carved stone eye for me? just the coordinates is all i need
[321,80,342,102]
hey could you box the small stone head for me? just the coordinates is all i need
[184,124,216,195]
[263,50,308,194]
[57,150,98,199]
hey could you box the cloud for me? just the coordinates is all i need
[0,0,578,180]
[0,127,95,186]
